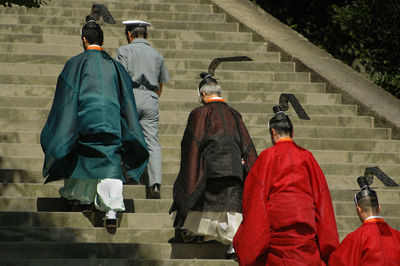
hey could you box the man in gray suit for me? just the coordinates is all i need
[116,20,169,199]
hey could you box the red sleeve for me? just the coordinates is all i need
[307,152,339,261]
[328,232,359,266]
[233,150,272,265]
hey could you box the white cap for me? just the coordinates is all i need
[122,20,152,27]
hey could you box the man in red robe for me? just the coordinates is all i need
[329,178,400,265]
[233,105,339,265]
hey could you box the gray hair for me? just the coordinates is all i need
[200,83,221,96]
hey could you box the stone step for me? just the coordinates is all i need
[0,34,268,52]
[0,126,392,149]
[47,0,205,4]
[167,101,357,116]
[0,101,359,120]
[45,0,207,4]
[4,164,400,184]
[44,2,214,12]
[0,226,176,244]
[0,91,340,109]
[0,211,173,228]
[0,21,239,35]
[0,112,373,133]
[4,143,400,164]
[0,43,279,62]
[294,138,400,153]
[0,209,399,232]
[3,205,400,244]
[162,113,373,128]
[313,150,400,164]
[0,242,230,260]
[0,197,171,213]
[0,26,251,42]
[0,122,387,145]
[2,186,400,210]
[2,170,400,189]
[0,73,314,86]
[158,124,386,139]
[0,83,326,101]
[0,54,293,72]
[0,259,237,266]
[0,12,226,24]
[2,183,400,215]
[336,216,400,231]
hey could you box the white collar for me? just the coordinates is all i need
[210,96,224,100]
[365,215,382,221]
[88,45,101,48]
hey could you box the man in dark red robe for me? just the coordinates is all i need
[329,179,400,265]
[233,106,339,265]
[169,72,257,256]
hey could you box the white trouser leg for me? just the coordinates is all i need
[94,178,125,213]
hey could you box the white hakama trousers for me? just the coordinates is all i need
[59,178,125,213]
[181,211,243,245]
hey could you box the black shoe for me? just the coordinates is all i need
[225,251,237,260]
[80,204,93,213]
[104,218,118,228]
[149,184,161,199]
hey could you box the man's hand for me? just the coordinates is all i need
[157,83,163,97]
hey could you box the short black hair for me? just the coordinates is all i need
[125,26,147,41]
[81,15,104,46]
[269,113,293,136]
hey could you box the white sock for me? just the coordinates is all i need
[227,244,235,254]
[105,210,117,220]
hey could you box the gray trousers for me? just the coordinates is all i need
[133,89,162,186]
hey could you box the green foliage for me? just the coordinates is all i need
[1,0,48,8]
[332,0,400,96]
[252,0,400,98]
[373,73,400,99]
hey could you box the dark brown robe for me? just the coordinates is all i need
[169,99,257,227]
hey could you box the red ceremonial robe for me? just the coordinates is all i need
[329,218,400,266]
[233,138,339,265]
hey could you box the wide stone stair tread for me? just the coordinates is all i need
[0,128,392,150]
[0,91,342,108]
[0,54,293,71]
[0,102,359,118]
[0,12,227,23]
[7,144,400,164]
[2,3,214,13]
[0,210,398,232]
[0,44,279,62]
[0,114,374,132]
[0,21,240,34]
[0,242,231,259]
[7,177,400,192]
[0,35,268,52]
[2,196,400,216]
[0,27,253,42]
[0,212,173,228]
[2,168,400,189]
[0,75,318,88]
[0,226,177,243]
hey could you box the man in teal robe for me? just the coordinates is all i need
[40,17,148,227]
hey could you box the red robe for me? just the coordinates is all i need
[329,218,400,266]
[233,138,339,265]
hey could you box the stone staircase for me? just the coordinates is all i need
[0,0,400,264]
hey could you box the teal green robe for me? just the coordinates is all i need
[41,49,148,183]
